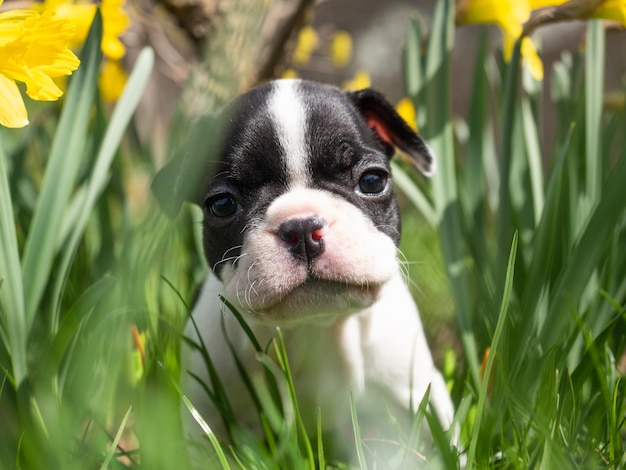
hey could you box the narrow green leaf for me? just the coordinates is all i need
[543,156,626,345]
[466,232,518,470]
[422,0,481,386]
[21,12,103,329]
[495,39,522,287]
[404,15,423,100]
[316,409,325,470]
[392,162,436,227]
[584,20,604,210]
[99,405,132,470]
[0,139,27,384]
[520,95,544,226]
[49,47,155,331]
[177,385,231,469]
[273,328,315,470]
[349,392,368,470]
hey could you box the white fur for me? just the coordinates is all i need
[183,270,454,438]
[268,80,309,187]
[182,186,455,442]
[219,187,398,324]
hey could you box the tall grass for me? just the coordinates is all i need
[0,0,625,468]
[397,0,626,466]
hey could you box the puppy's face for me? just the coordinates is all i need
[156,80,435,324]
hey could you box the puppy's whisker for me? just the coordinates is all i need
[214,250,246,270]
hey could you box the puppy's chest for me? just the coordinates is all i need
[280,318,368,423]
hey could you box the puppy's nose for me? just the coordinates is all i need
[278,216,326,261]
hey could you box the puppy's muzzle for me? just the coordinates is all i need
[278,215,326,263]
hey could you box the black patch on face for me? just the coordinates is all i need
[298,82,401,245]
[201,83,291,274]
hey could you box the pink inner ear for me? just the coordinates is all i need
[366,115,394,147]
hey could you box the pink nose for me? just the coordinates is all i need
[278,216,326,262]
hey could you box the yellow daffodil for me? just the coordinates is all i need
[38,0,130,60]
[330,31,353,68]
[396,97,418,131]
[34,0,130,101]
[456,0,563,80]
[293,25,319,65]
[524,0,626,33]
[0,1,80,127]
[281,68,299,79]
[342,70,371,91]
[456,0,568,81]
[99,59,127,102]
[458,0,626,81]
[593,0,626,24]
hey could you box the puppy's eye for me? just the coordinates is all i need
[206,194,240,218]
[357,170,388,195]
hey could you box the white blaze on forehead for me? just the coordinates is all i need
[268,80,310,187]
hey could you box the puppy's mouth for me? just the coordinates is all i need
[246,275,383,325]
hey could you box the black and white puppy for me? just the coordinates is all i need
[154,79,455,443]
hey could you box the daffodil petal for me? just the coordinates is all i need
[396,97,417,131]
[99,60,127,102]
[342,70,371,91]
[593,0,626,26]
[457,0,531,27]
[23,69,64,101]
[330,31,353,68]
[521,37,544,81]
[0,74,29,128]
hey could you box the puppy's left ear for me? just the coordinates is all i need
[348,88,436,176]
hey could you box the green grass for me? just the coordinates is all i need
[1,1,625,468]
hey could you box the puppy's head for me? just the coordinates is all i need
[154,79,435,324]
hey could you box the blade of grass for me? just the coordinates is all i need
[273,328,315,470]
[49,47,155,332]
[404,15,426,129]
[349,392,368,470]
[391,162,436,227]
[584,20,604,212]
[0,139,26,384]
[466,231,518,470]
[520,94,544,226]
[170,373,231,469]
[495,39,522,289]
[316,408,325,470]
[542,156,626,345]
[21,12,103,329]
[422,0,481,387]
[99,405,132,470]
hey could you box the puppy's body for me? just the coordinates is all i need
[163,79,455,443]
[185,269,452,438]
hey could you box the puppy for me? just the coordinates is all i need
[154,79,455,448]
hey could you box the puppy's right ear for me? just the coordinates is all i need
[152,113,225,218]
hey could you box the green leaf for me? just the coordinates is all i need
[543,156,626,345]
[392,162,436,227]
[21,12,103,330]
[99,406,132,470]
[495,39,522,289]
[49,47,155,331]
[584,20,604,211]
[0,138,26,384]
[466,232,518,470]
[421,0,481,386]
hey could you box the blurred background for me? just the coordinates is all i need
[122,0,625,158]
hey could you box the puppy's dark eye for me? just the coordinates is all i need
[357,170,388,195]
[206,194,240,218]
